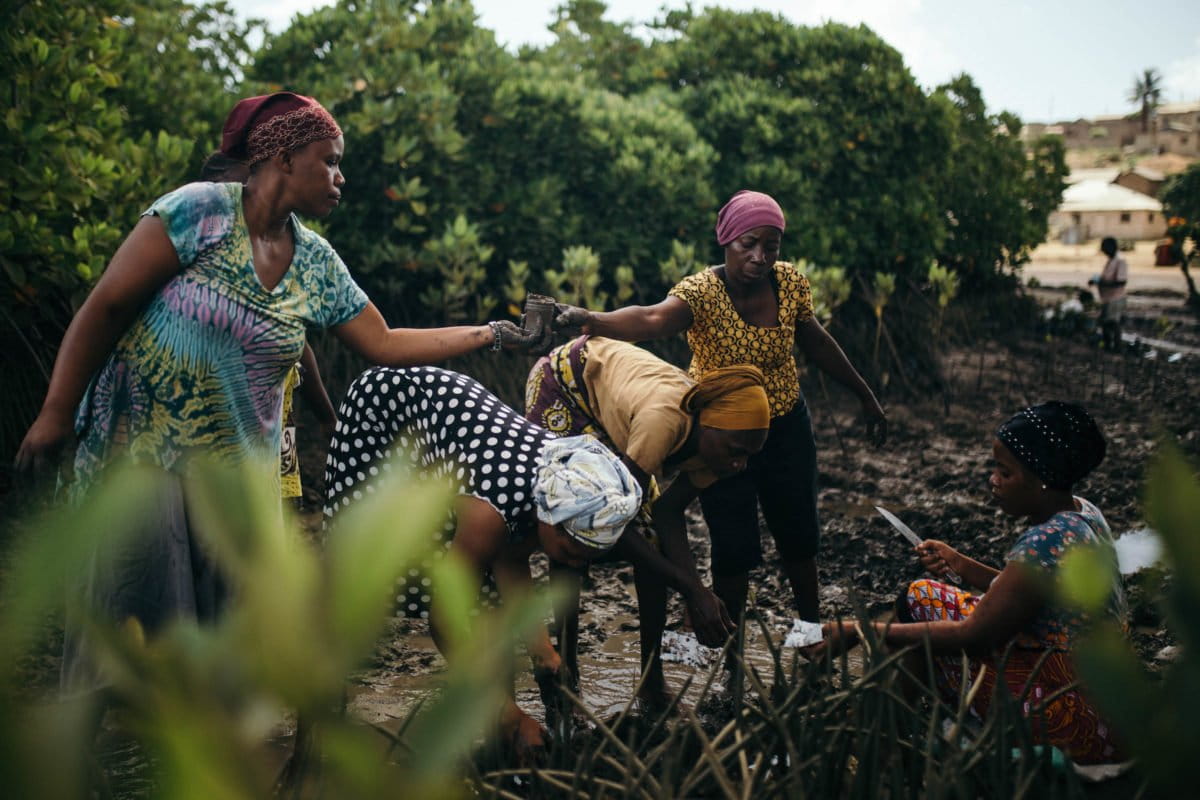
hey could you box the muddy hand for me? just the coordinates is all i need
[553,303,592,334]
[862,399,887,447]
[805,620,861,659]
[490,319,541,352]
[687,587,736,647]
[14,410,74,477]
[507,710,547,766]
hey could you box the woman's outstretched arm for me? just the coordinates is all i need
[333,302,538,366]
[554,296,694,342]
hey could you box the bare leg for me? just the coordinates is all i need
[547,561,584,689]
[780,557,820,621]
[633,563,671,708]
[712,571,750,676]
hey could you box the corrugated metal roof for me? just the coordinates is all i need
[1058,180,1163,212]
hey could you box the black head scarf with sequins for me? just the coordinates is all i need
[996,401,1106,490]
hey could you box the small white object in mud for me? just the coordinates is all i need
[1114,528,1164,575]
[783,619,824,648]
[660,629,716,667]
[1155,645,1181,663]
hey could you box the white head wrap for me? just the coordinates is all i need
[534,435,642,551]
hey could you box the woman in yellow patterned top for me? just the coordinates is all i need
[555,190,885,628]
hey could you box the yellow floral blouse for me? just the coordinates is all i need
[668,261,814,418]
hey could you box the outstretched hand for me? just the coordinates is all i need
[553,303,592,335]
[686,587,736,647]
[490,319,542,352]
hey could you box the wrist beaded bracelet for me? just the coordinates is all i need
[487,320,503,351]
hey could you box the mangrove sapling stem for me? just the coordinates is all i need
[594,754,659,798]
[815,373,850,460]
[678,710,740,800]
[738,695,803,790]
[734,726,751,797]
[880,318,920,396]
[477,785,524,800]
[484,769,593,799]
[561,690,662,798]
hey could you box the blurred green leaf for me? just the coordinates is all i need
[1058,546,1113,612]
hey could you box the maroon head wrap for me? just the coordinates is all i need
[714,190,786,246]
[219,92,342,167]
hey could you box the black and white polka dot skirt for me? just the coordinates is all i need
[324,366,551,617]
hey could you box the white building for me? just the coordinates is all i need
[1049,179,1164,242]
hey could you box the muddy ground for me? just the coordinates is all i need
[5,284,1197,795]
[343,287,1200,728]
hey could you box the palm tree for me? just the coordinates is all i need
[1128,68,1163,133]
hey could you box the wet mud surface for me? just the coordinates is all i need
[6,296,1198,793]
[346,317,1200,728]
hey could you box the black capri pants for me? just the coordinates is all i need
[699,400,820,576]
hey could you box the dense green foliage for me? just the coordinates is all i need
[2,455,1135,798]
[0,0,260,456]
[1,0,1067,458]
[932,76,1068,292]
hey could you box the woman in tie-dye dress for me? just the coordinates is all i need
[14,92,537,689]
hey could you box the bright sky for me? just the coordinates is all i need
[232,0,1200,123]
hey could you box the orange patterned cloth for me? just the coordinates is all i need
[668,262,814,418]
[905,579,1127,765]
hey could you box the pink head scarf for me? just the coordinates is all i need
[714,190,786,246]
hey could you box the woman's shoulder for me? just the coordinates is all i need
[149,181,238,217]
[670,266,720,293]
[1008,503,1109,563]
[773,260,810,285]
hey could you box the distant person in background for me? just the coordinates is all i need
[1089,236,1128,350]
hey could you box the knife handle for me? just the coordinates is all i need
[944,569,963,586]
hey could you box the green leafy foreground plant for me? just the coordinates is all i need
[1065,440,1196,796]
[0,458,562,799]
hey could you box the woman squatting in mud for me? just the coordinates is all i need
[812,401,1129,768]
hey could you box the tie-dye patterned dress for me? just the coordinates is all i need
[72,181,368,489]
[61,181,367,689]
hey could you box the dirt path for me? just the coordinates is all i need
[1024,240,1188,296]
